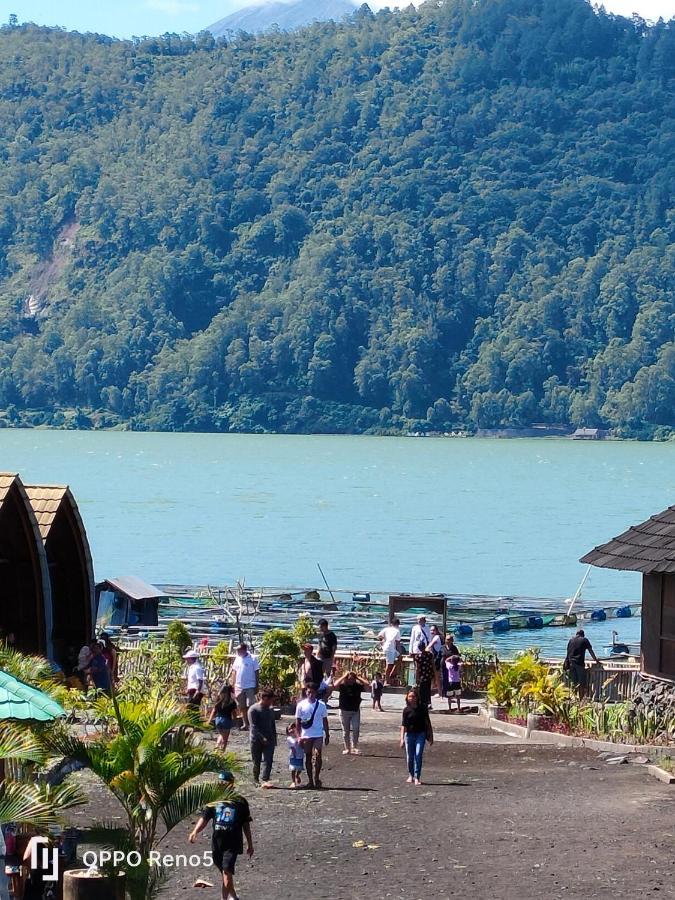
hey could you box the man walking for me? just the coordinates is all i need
[408,615,430,655]
[229,643,260,731]
[295,683,330,789]
[564,629,601,700]
[317,618,338,676]
[249,689,277,788]
[189,771,253,900]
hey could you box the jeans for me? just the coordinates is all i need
[339,709,361,750]
[405,731,426,779]
[251,739,275,782]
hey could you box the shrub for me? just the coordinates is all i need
[164,621,192,655]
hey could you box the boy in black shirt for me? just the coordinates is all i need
[189,772,253,900]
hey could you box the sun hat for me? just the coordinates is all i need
[182,650,199,659]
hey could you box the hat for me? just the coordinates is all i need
[417,614,426,621]
[218,771,234,784]
[182,650,199,659]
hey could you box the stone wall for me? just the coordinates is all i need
[632,675,675,716]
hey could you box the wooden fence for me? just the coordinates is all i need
[117,645,640,702]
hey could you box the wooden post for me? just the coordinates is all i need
[63,870,126,900]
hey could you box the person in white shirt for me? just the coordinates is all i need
[229,643,260,731]
[408,615,431,655]
[183,650,205,708]
[377,618,402,685]
[295,682,330,789]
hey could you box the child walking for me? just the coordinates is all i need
[445,655,463,713]
[286,722,305,788]
[371,672,384,711]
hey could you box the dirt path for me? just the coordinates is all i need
[68,704,675,900]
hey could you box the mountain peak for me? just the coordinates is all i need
[208,0,360,37]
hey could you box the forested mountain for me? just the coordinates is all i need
[208,0,358,37]
[1,0,674,436]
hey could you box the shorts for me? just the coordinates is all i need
[301,736,324,753]
[236,687,256,709]
[447,684,461,697]
[213,847,238,874]
[385,647,398,665]
[214,717,233,731]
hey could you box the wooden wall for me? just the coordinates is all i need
[641,573,675,680]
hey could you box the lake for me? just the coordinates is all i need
[3,429,672,654]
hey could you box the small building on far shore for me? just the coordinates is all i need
[572,427,603,440]
[581,504,675,680]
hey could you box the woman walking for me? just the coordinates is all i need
[208,684,238,749]
[333,670,370,754]
[400,688,433,785]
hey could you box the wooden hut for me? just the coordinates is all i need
[0,474,52,656]
[25,485,95,667]
[581,504,675,680]
[96,576,167,629]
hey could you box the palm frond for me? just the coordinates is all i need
[160,781,230,837]
[0,723,46,765]
[0,780,86,828]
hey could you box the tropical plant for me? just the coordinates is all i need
[117,638,186,702]
[520,673,572,720]
[486,671,514,709]
[0,722,85,829]
[292,615,315,648]
[0,646,82,709]
[210,641,231,668]
[164,622,192,656]
[42,691,235,897]
[486,651,547,710]
[257,629,301,703]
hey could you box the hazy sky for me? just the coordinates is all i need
[4,0,674,40]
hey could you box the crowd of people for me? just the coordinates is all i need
[196,616,464,803]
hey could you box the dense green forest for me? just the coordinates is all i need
[0,0,674,436]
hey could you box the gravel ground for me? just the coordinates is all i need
[67,703,675,900]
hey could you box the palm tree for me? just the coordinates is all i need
[43,690,235,894]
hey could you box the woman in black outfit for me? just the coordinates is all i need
[399,688,433,785]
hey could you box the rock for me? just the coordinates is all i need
[631,755,649,765]
[606,756,628,765]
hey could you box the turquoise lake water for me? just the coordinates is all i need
[3,429,671,655]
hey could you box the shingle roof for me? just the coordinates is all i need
[580,504,675,573]
[24,485,69,540]
[0,670,65,721]
[0,473,19,503]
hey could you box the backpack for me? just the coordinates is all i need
[214,801,239,832]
